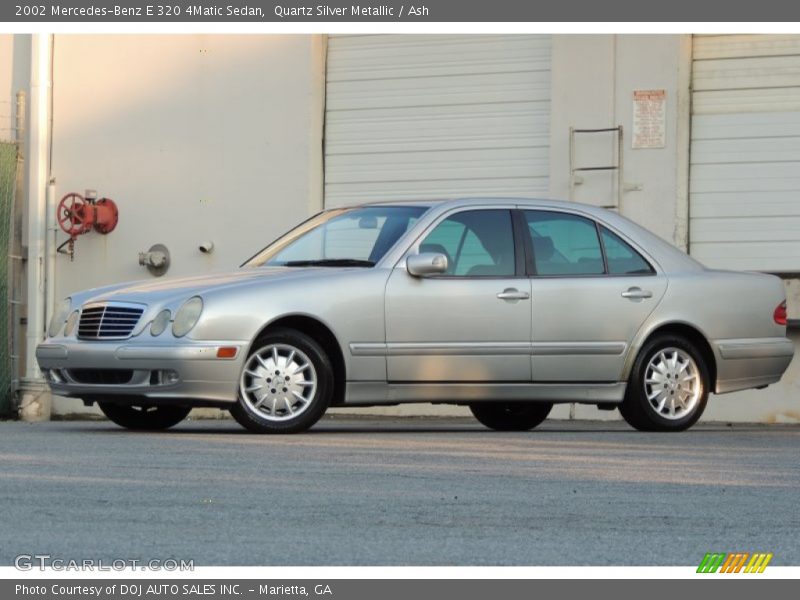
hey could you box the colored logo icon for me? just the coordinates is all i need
[697,552,773,573]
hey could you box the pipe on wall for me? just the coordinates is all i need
[45,178,56,333]
[22,34,52,386]
[673,35,693,252]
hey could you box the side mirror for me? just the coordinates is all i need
[406,252,448,277]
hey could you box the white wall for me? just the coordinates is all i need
[549,35,692,246]
[0,34,30,138]
[549,35,617,208]
[46,34,326,414]
[51,34,325,294]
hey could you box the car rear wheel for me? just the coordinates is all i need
[619,334,709,432]
[230,328,333,434]
[98,403,191,430]
[469,402,553,431]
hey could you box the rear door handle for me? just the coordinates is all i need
[621,287,653,300]
[497,288,530,301]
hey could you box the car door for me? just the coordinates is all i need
[384,208,532,382]
[522,209,668,382]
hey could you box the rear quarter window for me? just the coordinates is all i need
[600,226,655,275]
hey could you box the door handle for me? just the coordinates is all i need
[497,288,530,301]
[621,287,653,300]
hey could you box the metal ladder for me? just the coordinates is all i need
[568,126,623,210]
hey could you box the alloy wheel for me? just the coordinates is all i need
[643,347,702,420]
[239,344,318,422]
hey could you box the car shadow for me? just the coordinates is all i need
[50,419,793,436]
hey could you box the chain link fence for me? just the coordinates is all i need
[0,140,16,415]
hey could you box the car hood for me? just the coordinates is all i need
[79,267,328,306]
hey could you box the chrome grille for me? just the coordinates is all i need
[77,302,145,340]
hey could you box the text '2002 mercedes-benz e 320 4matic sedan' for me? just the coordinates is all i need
[37,198,794,433]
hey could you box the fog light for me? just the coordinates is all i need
[150,369,180,385]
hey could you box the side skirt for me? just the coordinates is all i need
[343,381,627,405]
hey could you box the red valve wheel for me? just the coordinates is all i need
[57,193,93,237]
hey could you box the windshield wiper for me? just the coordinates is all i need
[282,258,375,267]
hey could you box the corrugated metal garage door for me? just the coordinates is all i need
[324,35,551,207]
[691,35,800,272]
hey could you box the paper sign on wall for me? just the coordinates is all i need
[632,89,666,149]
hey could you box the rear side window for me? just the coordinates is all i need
[524,211,604,276]
[600,226,654,275]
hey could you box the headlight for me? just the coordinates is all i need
[48,298,72,338]
[63,310,80,337]
[172,297,203,337]
[150,309,171,336]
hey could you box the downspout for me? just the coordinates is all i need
[674,35,693,253]
[45,179,56,338]
[18,33,52,421]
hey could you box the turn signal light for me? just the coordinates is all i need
[216,347,238,359]
[774,301,788,326]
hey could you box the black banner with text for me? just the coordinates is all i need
[6,0,800,22]
[5,579,798,600]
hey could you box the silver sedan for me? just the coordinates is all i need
[37,198,794,433]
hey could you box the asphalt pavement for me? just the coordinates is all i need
[0,416,798,566]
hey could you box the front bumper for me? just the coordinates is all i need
[36,340,248,405]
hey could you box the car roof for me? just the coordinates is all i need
[356,197,609,215]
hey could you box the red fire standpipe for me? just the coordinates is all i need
[56,192,119,259]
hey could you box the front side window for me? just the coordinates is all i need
[601,226,654,275]
[419,210,516,277]
[244,205,426,267]
[524,211,604,276]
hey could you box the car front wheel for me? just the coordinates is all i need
[230,328,333,433]
[619,334,710,432]
[98,403,191,430]
[469,402,553,431]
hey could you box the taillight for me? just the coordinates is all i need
[774,301,788,326]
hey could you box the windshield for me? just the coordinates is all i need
[244,205,428,268]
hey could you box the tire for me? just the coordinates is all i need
[98,403,191,431]
[619,334,710,432]
[469,402,553,431]
[230,328,333,433]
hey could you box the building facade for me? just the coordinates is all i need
[1,33,798,422]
